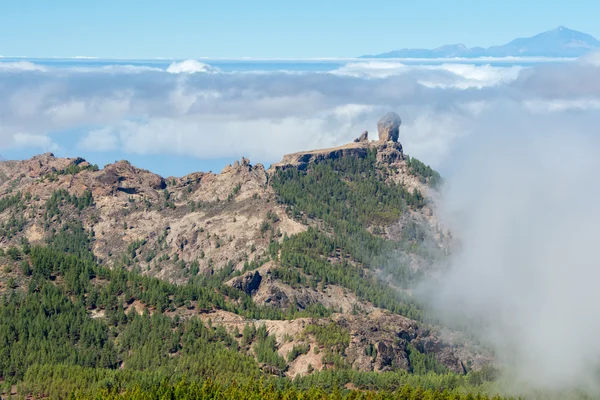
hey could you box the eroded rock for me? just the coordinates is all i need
[377,112,402,142]
[354,131,369,143]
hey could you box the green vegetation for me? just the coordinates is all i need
[271,151,435,306]
[44,189,94,223]
[0,191,25,213]
[43,162,99,181]
[0,192,27,239]
[0,244,283,386]
[306,322,350,368]
[16,369,511,399]
[407,155,442,188]
[0,280,117,381]
[253,324,287,371]
[407,343,449,375]
[272,150,424,229]
[0,213,26,239]
[287,343,310,362]
[273,228,425,320]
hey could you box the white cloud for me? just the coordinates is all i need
[44,100,87,124]
[331,61,522,89]
[1,57,600,171]
[424,112,600,395]
[418,63,522,89]
[0,61,46,72]
[524,98,600,113]
[78,127,119,152]
[166,59,220,74]
[77,111,369,162]
[577,49,600,67]
[11,133,60,151]
[331,61,411,78]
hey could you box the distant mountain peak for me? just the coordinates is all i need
[361,26,600,59]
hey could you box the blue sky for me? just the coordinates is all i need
[2,0,599,58]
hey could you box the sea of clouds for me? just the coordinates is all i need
[2,54,599,169]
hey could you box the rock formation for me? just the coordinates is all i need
[228,270,263,295]
[377,112,402,142]
[272,113,406,171]
[272,143,370,171]
[354,131,369,143]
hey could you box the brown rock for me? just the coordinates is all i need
[96,160,166,195]
[377,112,402,142]
[354,131,369,143]
[271,142,369,171]
[374,340,409,372]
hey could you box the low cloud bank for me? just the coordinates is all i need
[166,59,220,74]
[423,102,600,395]
[0,53,599,170]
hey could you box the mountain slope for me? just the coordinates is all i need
[362,26,600,58]
[0,127,494,397]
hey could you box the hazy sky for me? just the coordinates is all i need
[2,0,599,58]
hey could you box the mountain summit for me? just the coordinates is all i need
[362,26,600,58]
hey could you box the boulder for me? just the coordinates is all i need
[354,131,369,143]
[377,112,402,142]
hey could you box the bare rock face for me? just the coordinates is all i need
[228,270,263,295]
[354,131,369,143]
[272,143,370,172]
[374,340,409,371]
[376,141,404,163]
[95,160,166,196]
[377,112,402,142]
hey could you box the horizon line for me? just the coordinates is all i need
[0,55,579,63]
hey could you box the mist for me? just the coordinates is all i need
[425,104,600,395]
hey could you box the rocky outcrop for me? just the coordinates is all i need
[354,131,369,143]
[376,141,404,163]
[95,160,166,196]
[271,142,370,171]
[271,113,405,171]
[271,139,406,172]
[187,158,268,202]
[337,312,478,374]
[228,270,263,295]
[0,153,85,181]
[377,112,402,142]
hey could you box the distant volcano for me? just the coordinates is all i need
[361,26,600,58]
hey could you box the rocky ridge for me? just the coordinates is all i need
[272,112,404,171]
[0,113,489,377]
